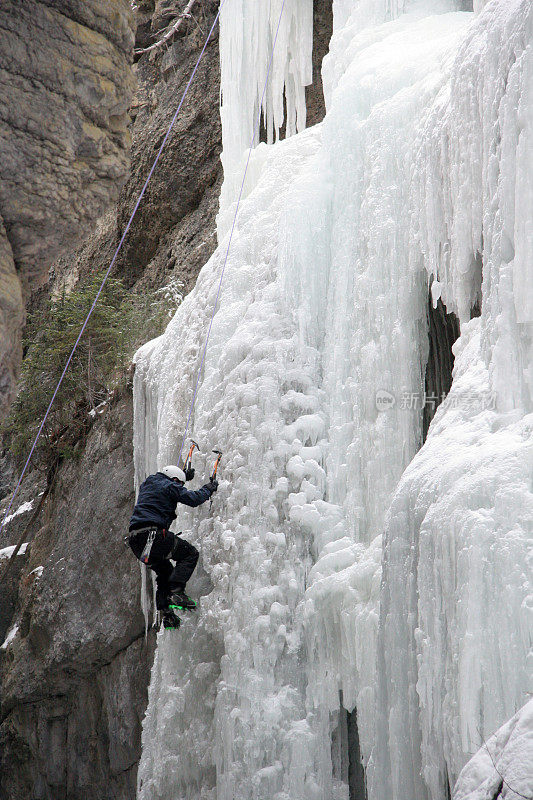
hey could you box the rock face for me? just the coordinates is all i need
[307,0,333,128]
[0,0,135,417]
[51,0,226,300]
[0,220,23,422]
[118,0,224,292]
[0,393,154,800]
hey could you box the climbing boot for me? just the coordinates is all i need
[162,609,181,629]
[169,588,197,611]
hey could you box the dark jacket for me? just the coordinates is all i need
[129,472,214,531]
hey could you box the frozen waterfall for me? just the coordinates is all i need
[133,1,532,799]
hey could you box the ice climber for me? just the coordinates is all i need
[128,465,218,628]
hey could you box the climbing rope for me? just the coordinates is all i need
[176,0,288,465]
[0,0,226,538]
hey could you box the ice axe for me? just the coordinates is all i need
[210,449,223,481]
[209,449,223,510]
[184,439,200,472]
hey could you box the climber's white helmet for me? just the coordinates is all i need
[161,465,186,482]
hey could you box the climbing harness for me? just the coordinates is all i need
[125,526,167,559]
[0,0,228,538]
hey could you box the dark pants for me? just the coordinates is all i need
[128,529,199,610]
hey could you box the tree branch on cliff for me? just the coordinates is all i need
[135,0,199,56]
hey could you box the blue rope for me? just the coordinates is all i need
[176,0,287,466]
[0,0,226,537]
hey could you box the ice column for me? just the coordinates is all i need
[293,2,472,791]
[217,0,313,234]
[372,2,533,799]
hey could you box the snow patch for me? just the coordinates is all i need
[0,542,29,560]
[29,566,44,579]
[1,624,19,651]
[2,500,34,526]
[88,400,107,418]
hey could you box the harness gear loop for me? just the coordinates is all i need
[140,529,157,565]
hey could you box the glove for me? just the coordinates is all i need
[184,467,195,481]
[206,479,218,494]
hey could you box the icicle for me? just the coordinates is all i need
[217,0,313,236]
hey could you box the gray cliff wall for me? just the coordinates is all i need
[0,394,151,800]
[0,0,135,418]
[0,221,23,426]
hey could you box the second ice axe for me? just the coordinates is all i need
[211,449,223,481]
